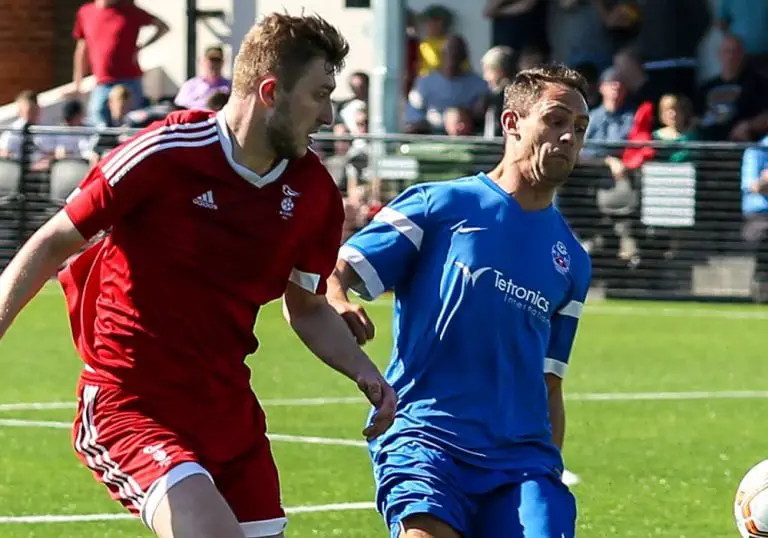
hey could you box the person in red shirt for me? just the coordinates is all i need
[73,0,169,126]
[0,13,395,538]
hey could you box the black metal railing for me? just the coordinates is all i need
[0,125,764,303]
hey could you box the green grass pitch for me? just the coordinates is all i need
[0,284,765,537]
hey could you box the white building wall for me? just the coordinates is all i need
[134,0,234,94]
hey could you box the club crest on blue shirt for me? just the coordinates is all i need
[551,241,570,275]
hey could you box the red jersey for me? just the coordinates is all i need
[59,110,343,460]
[73,2,155,83]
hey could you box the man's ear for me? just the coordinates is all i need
[501,109,522,139]
[258,77,278,107]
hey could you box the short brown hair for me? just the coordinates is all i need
[206,90,229,111]
[503,64,588,116]
[232,12,350,97]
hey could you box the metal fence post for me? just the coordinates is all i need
[16,123,31,251]
[369,0,405,183]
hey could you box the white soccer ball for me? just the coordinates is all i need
[735,460,768,537]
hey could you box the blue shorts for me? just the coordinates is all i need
[373,440,576,538]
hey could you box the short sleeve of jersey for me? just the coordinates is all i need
[64,143,162,241]
[340,185,428,301]
[72,8,84,39]
[289,182,345,296]
[544,253,592,378]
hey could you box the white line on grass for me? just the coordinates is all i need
[566,390,768,401]
[0,501,377,524]
[3,390,768,413]
[270,433,366,447]
[260,396,363,406]
[0,423,582,502]
[0,421,369,449]
[0,419,70,429]
[585,305,768,320]
[0,397,363,412]
[0,402,74,411]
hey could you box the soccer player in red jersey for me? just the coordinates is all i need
[0,13,395,538]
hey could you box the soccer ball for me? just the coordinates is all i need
[735,460,768,537]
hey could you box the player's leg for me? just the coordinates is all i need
[473,474,577,538]
[87,83,111,126]
[399,513,462,538]
[147,470,247,538]
[213,437,287,538]
[71,382,248,538]
[518,475,576,538]
[373,440,471,538]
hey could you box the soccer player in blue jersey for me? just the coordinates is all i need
[327,64,592,538]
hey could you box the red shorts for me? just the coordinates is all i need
[72,380,286,537]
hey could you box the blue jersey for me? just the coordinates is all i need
[341,173,591,474]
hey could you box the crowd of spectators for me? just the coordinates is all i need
[1,0,768,300]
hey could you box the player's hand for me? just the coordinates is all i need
[604,155,626,180]
[330,298,375,345]
[356,367,397,441]
[729,120,752,142]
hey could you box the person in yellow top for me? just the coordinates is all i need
[418,5,455,77]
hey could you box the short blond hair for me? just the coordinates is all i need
[232,12,350,98]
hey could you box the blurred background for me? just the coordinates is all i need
[0,3,767,537]
[0,0,767,305]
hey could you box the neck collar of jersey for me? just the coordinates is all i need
[215,111,288,188]
[478,172,555,218]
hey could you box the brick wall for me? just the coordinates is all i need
[0,0,87,105]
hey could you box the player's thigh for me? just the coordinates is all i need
[150,471,246,538]
[72,382,201,524]
[214,438,287,538]
[374,441,471,538]
[473,474,577,538]
[399,513,463,538]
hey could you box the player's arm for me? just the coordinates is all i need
[0,211,86,339]
[283,283,395,440]
[327,185,430,344]
[136,8,170,50]
[326,259,375,345]
[72,39,89,93]
[741,145,768,196]
[71,11,89,93]
[546,373,566,450]
[282,181,396,440]
[545,256,592,450]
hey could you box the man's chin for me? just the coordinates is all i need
[541,164,573,186]
[276,145,307,160]
[294,145,309,158]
